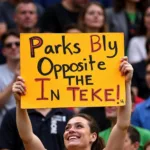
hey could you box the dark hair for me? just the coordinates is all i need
[15,1,37,13]
[127,126,140,144]
[78,1,107,32]
[144,141,150,150]
[64,23,81,33]
[1,30,20,46]
[70,113,105,150]
[137,4,150,35]
[113,0,148,12]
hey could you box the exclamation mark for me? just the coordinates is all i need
[117,85,120,104]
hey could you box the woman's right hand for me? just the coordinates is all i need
[12,76,26,102]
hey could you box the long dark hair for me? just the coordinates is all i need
[78,1,107,32]
[71,113,105,150]
[113,0,148,12]
[138,4,150,36]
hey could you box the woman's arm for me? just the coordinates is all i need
[105,57,133,150]
[13,76,45,150]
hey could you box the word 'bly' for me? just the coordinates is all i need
[29,35,118,58]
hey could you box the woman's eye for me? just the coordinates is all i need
[76,124,82,128]
[65,126,69,131]
[88,11,94,15]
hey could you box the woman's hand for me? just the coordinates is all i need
[120,56,133,83]
[12,76,26,102]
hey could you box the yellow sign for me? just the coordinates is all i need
[20,33,125,108]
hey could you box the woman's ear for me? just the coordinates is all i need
[133,142,140,149]
[90,132,97,143]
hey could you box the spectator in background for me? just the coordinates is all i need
[131,60,150,130]
[78,1,107,33]
[0,30,20,126]
[131,37,150,99]
[124,126,140,150]
[99,105,150,150]
[14,1,38,33]
[40,0,89,33]
[0,107,74,150]
[0,21,7,64]
[128,5,150,64]
[106,0,147,52]
[0,0,44,30]
[144,141,150,150]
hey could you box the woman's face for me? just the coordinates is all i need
[84,4,105,30]
[144,7,150,31]
[64,116,97,149]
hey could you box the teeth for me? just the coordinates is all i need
[69,136,78,140]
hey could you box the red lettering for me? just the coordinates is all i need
[105,89,115,101]
[80,89,88,101]
[29,36,43,57]
[67,87,80,101]
[90,35,101,52]
[92,88,102,101]
[35,78,50,100]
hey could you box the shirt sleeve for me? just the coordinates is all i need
[0,109,22,149]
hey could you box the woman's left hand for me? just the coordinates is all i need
[120,56,133,83]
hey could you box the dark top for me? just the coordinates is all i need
[0,108,74,150]
[80,107,111,131]
[40,3,79,33]
[132,60,150,99]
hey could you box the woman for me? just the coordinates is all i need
[78,1,107,33]
[128,5,150,64]
[106,0,147,51]
[12,56,133,150]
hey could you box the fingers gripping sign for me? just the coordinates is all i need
[12,76,26,102]
[119,57,133,83]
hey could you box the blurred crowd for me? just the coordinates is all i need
[1,0,150,150]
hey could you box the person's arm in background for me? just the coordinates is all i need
[0,64,19,107]
[13,76,45,150]
[105,57,133,150]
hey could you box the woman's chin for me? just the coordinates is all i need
[66,141,81,149]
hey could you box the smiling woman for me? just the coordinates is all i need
[12,56,133,150]
[64,113,105,150]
